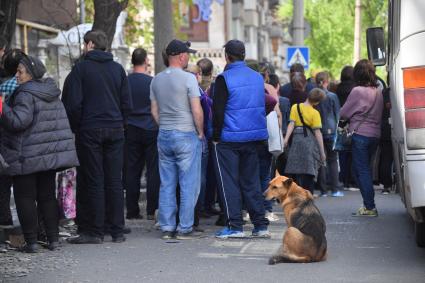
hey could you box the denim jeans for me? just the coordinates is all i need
[124,125,160,216]
[76,128,125,238]
[157,130,201,233]
[257,143,273,212]
[198,138,209,210]
[194,139,209,226]
[351,134,379,210]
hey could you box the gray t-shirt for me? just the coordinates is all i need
[150,67,200,131]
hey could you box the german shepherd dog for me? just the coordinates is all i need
[264,173,327,264]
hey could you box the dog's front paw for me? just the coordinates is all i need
[268,257,277,265]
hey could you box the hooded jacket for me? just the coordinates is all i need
[62,50,132,132]
[1,78,79,176]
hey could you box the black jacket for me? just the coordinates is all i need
[1,78,79,176]
[336,80,356,107]
[62,50,132,132]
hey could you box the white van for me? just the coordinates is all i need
[367,0,425,247]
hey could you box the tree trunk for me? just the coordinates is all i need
[353,0,362,64]
[153,0,174,74]
[92,0,128,50]
[0,0,19,48]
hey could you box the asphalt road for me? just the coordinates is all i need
[4,190,425,283]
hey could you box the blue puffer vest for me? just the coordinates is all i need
[220,61,268,142]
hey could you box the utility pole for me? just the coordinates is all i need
[292,0,304,45]
[80,0,86,24]
[224,0,232,41]
[353,0,362,64]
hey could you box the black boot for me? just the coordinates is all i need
[19,243,39,253]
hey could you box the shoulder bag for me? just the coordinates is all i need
[334,90,378,151]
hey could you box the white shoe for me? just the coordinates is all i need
[242,211,250,222]
[265,211,279,222]
[252,229,271,238]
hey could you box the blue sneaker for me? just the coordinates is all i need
[331,191,344,197]
[251,228,271,238]
[215,227,245,239]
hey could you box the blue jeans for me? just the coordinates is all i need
[198,138,209,210]
[257,143,273,212]
[157,130,201,233]
[351,134,379,210]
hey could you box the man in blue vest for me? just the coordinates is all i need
[212,40,270,238]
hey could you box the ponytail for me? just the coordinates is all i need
[315,71,329,90]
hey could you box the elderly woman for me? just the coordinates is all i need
[1,56,79,252]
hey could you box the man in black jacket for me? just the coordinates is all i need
[62,30,132,244]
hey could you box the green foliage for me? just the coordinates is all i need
[278,0,387,79]
[85,0,192,49]
[125,0,154,48]
[85,0,94,22]
[173,0,191,40]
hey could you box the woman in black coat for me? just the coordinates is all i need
[1,56,79,252]
[336,66,356,189]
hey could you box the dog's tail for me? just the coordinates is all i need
[314,240,327,261]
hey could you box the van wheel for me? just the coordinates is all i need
[415,222,425,247]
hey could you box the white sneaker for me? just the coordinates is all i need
[242,211,250,222]
[252,228,271,238]
[265,211,279,222]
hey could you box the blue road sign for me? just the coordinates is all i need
[286,46,309,69]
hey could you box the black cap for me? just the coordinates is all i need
[166,39,197,56]
[224,40,245,57]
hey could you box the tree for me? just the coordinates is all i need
[278,0,387,78]
[153,0,174,73]
[92,0,129,50]
[125,0,154,48]
[0,0,19,47]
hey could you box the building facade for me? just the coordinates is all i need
[179,0,286,74]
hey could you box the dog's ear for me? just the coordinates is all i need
[275,170,281,177]
[283,178,293,187]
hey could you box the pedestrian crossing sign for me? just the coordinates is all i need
[286,46,309,70]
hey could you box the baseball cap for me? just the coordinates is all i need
[223,40,245,57]
[166,39,197,56]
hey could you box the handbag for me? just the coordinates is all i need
[266,110,284,156]
[334,126,353,151]
[334,90,378,151]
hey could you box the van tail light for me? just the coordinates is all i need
[403,67,425,149]
[405,110,425,129]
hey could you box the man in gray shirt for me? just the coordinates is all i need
[150,39,204,240]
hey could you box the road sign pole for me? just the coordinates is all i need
[293,0,304,45]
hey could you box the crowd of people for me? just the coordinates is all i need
[0,30,392,253]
